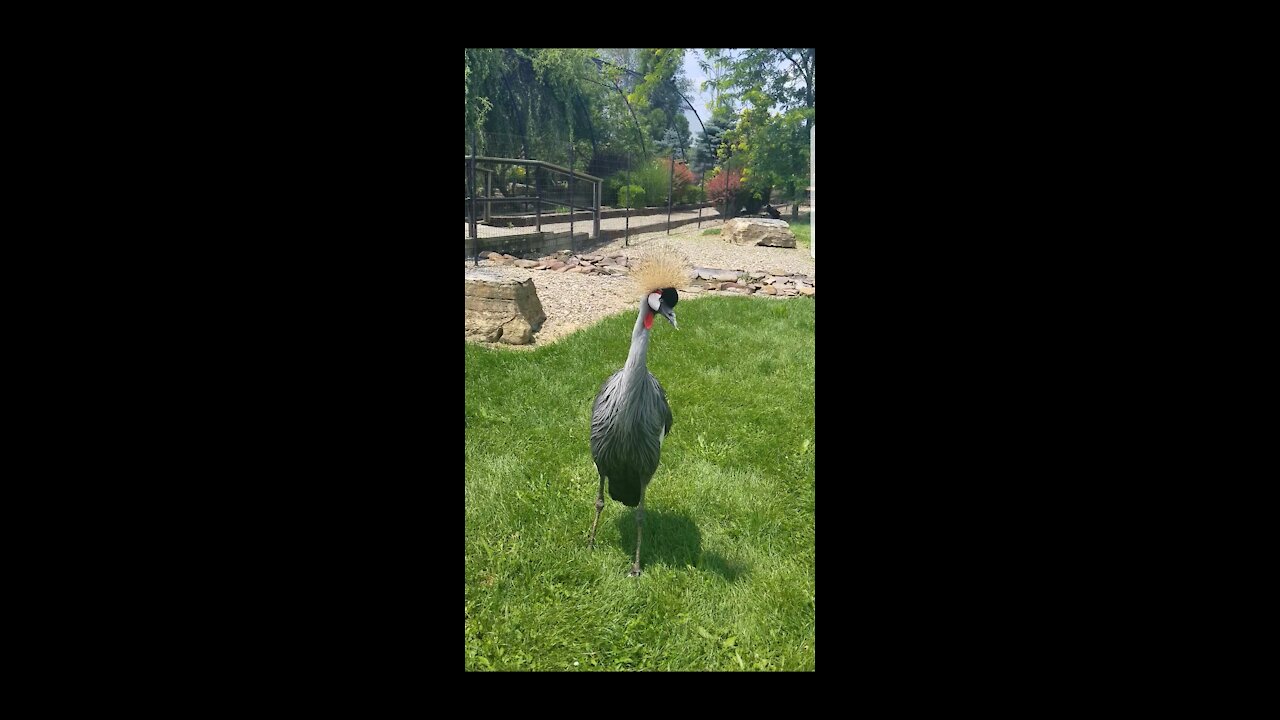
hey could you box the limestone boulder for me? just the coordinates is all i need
[723,218,796,248]
[465,274,547,345]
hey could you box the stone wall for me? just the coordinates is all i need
[465,231,590,260]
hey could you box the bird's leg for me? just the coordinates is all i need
[587,471,606,548]
[629,485,646,577]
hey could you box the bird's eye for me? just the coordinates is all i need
[648,293,661,311]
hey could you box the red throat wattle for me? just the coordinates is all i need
[644,311,654,329]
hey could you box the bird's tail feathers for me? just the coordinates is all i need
[607,472,643,507]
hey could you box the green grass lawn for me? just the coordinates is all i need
[787,216,811,249]
[465,295,815,671]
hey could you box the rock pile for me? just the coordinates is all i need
[478,251,814,298]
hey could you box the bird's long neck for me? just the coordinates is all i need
[622,301,652,388]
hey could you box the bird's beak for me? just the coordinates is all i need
[661,307,678,330]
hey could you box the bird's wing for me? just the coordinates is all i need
[650,371,673,436]
[590,369,623,460]
[593,369,623,417]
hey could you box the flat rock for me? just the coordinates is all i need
[514,259,539,268]
[798,286,815,297]
[763,285,778,295]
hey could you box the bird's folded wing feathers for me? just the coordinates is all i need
[650,372,672,435]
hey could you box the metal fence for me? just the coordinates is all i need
[464,53,806,263]
[464,134,602,240]
[465,130,764,263]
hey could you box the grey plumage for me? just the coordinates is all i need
[587,290,678,576]
[590,366,672,506]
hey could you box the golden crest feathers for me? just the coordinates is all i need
[631,252,688,298]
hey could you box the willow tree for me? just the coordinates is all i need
[463,48,609,196]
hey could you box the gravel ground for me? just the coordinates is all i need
[465,219,815,349]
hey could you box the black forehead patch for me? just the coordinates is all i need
[660,287,679,308]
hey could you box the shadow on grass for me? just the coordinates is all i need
[612,509,749,582]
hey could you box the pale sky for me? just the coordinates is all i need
[680,49,715,133]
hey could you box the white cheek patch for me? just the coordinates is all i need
[648,293,661,311]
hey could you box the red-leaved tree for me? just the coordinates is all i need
[665,158,696,195]
[706,168,743,205]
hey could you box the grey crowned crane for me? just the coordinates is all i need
[587,254,686,576]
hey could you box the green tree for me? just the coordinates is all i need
[691,115,732,175]
[631,49,692,155]
[464,48,610,196]
[702,49,814,218]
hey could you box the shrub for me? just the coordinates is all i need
[631,161,670,206]
[603,177,624,206]
[706,167,744,206]
[606,159,698,207]
[617,185,645,209]
[681,184,706,205]
[665,158,695,197]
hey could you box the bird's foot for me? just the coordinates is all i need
[628,564,642,577]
